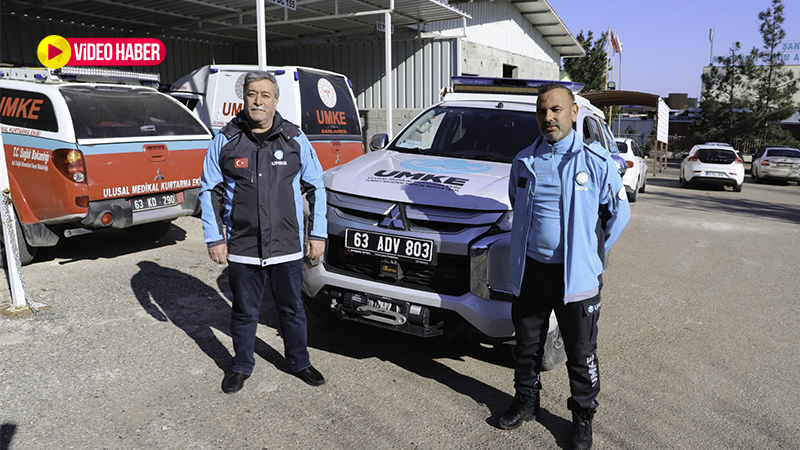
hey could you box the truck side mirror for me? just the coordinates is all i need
[369,133,389,151]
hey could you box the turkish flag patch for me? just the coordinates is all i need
[235,158,248,168]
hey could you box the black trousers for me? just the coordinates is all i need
[228,259,310,375]
[512,257,602,411]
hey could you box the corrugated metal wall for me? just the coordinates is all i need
[268,38,458,110]
[1,14,254,85]
[2,12,457,111]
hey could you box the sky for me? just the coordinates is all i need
[547,0,800,99]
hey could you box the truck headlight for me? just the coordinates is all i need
[489,211,513,234]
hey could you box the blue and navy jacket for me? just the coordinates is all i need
[199,111,327,266]
[508,130,630,302]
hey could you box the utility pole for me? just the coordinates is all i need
[709,28,714,65]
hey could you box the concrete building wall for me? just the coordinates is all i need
[425,0,561,65]
[460,40,559,79]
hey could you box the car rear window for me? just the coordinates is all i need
[616,141,628,153]
[390,105,540,163]
[766,148,800,158]
[297,69,361,137]
[0,87,59,132]
[697,149,737,164]
[61,86,208,139]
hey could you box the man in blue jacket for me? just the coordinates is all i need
[498,83,630,450]
[200,71,327,394]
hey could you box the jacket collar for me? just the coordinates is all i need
[222,111,299,141]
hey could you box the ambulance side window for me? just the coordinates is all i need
[0,88,59,132]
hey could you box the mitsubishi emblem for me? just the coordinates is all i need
[154,169,165,181]
[379,204,407,230]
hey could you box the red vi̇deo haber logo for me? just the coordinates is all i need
[38,36,166,69]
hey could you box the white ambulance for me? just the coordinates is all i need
[169,65,365,171]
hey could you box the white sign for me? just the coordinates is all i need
[267,0,296,11]
[376,21,394,34]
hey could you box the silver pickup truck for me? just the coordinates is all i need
[302,77,624,369]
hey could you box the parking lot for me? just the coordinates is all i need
[2,163,799,450]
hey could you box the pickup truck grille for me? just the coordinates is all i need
[324,235,470,296]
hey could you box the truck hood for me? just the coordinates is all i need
[323,150,511,211]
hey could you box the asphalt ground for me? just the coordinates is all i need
[2,163,799,450]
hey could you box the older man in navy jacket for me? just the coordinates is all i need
[200,71,327,394]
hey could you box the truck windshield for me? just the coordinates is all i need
[61,87,209,139]
[390,106,540,163]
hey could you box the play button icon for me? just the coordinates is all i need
[37,35,71,69]
[48,44,63,60]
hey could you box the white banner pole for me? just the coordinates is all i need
[0,131,27,308]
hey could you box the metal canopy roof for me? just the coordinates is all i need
[580,91,663,109]
[2,0,471,45]
[510,0,585,58]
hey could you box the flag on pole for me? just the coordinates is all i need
[709,28,714,42]
[611,30,622,54]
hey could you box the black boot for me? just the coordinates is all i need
[571,408,595,450]
[497,392,540,430]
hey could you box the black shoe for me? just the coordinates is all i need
[294,365,325,386]
[221,371,250,394]
[571,408,595,450]
[496,392,540,430]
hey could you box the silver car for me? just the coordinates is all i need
[751,145,800,184]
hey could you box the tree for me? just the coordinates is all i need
[748,0,798,142]
[693,0,798,146]
[562,30,608,92]
[692,42,754,143]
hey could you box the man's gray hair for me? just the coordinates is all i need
[244,71,280,99]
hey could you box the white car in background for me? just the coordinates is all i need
[614,138,648,202]
[680,143,744,192]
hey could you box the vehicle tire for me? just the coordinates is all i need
[680,173,690,189]
[627,187,639,203]
[0,214,38,268]
[639,173,647,193]
[302,293,339,324]
[733,182,743,193]
[123,221,172,241]
[541,326,566,371]
[753,170,762,183]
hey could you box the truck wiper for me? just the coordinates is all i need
[470,154,509,163]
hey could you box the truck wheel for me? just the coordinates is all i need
[0,215,38,268]
[124,221,172,241]
[541,326,567,371]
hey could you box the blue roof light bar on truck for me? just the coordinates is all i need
[451,76,584,95]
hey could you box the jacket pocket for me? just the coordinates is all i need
[580,297,601,344]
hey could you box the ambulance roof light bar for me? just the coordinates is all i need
[0,66,160,86]
[450,76,584,95]
[56,67,160,86]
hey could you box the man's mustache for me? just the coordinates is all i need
[250,105,267,111]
